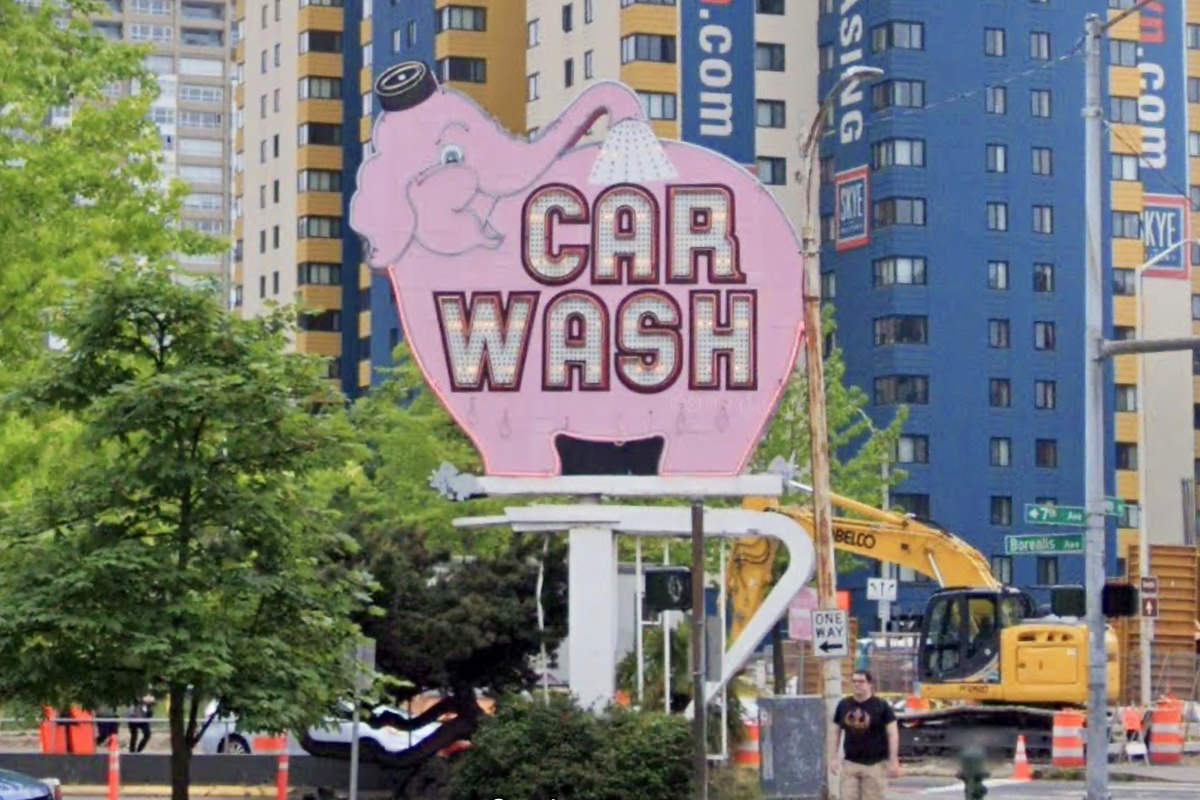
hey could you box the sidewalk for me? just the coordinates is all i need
[1111,763,1200,783]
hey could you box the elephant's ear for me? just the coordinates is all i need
[588,119,677,186]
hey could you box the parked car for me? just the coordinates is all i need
[0,769,58,800]
[194,701,440,761]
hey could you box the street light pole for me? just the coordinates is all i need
[1082,14,1109,800]
[800,65,883,798]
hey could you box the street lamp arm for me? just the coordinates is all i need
[1136,236,1200,273]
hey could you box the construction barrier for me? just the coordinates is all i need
[39,707,96,755]
[733,719,760,768]
[252,736,289,800]
[1011,734,1033,781]
[904,696,930,712]
[106,733,119,800]
[1051,711,1085,768]
[1148,698,1184,764]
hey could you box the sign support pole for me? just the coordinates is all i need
[690,499,708,800]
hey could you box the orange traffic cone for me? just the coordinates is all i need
[106,734,120,800]
[1012,734,1033,781]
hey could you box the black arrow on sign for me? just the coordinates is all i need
[819,640,841,653]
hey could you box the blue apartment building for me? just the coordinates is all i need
[817,0,1138,627]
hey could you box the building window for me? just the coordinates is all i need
[873,375,929,405]
[297,215,342,239]
[1030,89,1051,117]
[1118,502,1141,529]
[1116,443,1138,471]
[1112,211,1141,238]
[298,77,342,100]
[438,57,486,83]
[871,138,924,169]
[272,270,280,294]
[986,143,1007,173]
[986,86,1007,114]
[1032,205,1053,234]
[527,18,540,47]
[1035,438,1059,468]
[989,378,1011,408]
[757,0,784,12]
[1033,321,1056,350]
[564,58,574,88]
[1193,294,1200,319]
[435,5,487,32]
[584,49,594,79]
[991,556,1014,585]
[1115,325,1136,341]
[874,315,929,346]
[873,256,927,286]
[756,99,785,128]
[1110,38,1138,66]
[1035,380,1057,410]
[297,123,342,146]
[891,493,931,519]
[872,21,923,52]
[297,310,342,333]
[755,42,785,71]
[622,34,677,64]
[585,0,593,23]
[990,438,1012,467]
[819,44,834,74]
[298,262,342,285]
[638,91,677,120]
[756,156,786,185]
[984,27,1006,57]
[1111,153,1139,181]
[1115,384,1137,412]
[986,201,1008,231]
[1112,267,1136,295]
[1032,147,1052,175]
[1021,263,1051,296]
[873,197,926,227]
[1191,186,1200,212]
[1190,131,1200,157]
[988,260,1009,290]
[1190,77,1200,103]
[1110,96,1138,123]
[895,435,929,464]
[988,319,1011,348]
[272,225,279,249]
[406,20,416,47]
[527,73,540,101]
[1187,24,1200,49]
[297,169,342,193]
[259,274,266,297]
[562,2,572,32]
[1036,556,1058,585]
[990,496,1013,526]
[819,272,836,301]
[872,80,925,110]
[1029,31,1051,60]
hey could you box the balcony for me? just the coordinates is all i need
[180,28,224,48]
[298,284,343,311]
[297,191,343,217]
[1115,470,1139,501]
[299,7,343,32]
[1114,411,1139,443]
[297,145,342,171]
[298,99,343,125]
[298,52,343,78]
[295,331,341,357]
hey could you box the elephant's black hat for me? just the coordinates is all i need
[375,61,437,112]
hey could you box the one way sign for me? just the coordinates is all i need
[812,609,848,659]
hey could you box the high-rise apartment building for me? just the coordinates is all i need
[91,0,234,285]
[820,0,1200,624]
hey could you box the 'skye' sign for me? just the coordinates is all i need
[351,62,806,477]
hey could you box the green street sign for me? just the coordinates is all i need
[1105,497,1126,516]
[1024,503,1086,526]
[1005,534,1085,555]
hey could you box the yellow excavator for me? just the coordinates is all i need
[732,492,1121,756]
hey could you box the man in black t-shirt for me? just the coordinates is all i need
[829,670,899,800]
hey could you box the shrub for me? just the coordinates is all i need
[448,694,693,800]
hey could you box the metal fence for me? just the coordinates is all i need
[1121,648,1200,705]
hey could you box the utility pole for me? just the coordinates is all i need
[801,65,883,799]
[690,500,707,800]
[1081,14,1108,800]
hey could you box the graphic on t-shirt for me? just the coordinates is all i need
[844,707,871,732]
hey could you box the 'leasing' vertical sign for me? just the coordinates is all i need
[829,0,871,251]
[680,0,755,164]
[1139,0,1191,278]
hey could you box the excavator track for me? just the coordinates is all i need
[898,705,1059,761]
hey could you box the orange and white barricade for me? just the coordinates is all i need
[1148,698,1184,764]
[733,718,761,768]
[904,695,930,713]
[1051,711,1085,768]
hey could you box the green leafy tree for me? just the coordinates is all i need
[327,351,567,780]
[0,0,218,503]
[0,267,370,800]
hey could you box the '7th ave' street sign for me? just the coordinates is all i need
[1005,534,1085,555]
[1024,499,1126,526]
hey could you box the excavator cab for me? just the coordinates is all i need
[919,588,1035,684]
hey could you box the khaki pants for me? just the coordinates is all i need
[839,760,887,800]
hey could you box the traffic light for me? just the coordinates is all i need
[1050,583,1139,618]
[644,566,692,613]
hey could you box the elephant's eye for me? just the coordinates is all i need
[440,144,464,165]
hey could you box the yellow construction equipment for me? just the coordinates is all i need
[738,493,1121,708]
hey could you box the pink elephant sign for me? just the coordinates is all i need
[351,61,805,477]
